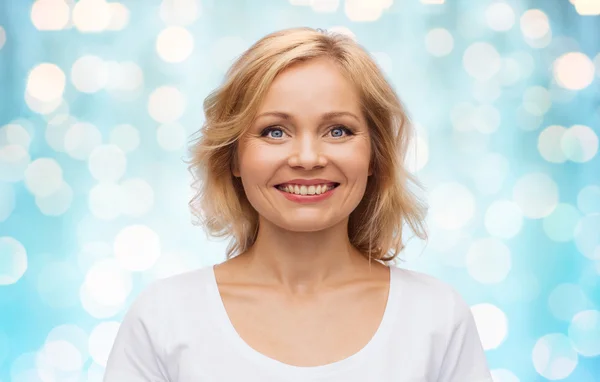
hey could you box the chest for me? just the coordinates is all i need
[219,283,389,367]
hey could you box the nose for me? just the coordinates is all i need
[287,133,327,170]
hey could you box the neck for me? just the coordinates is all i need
[234,217,382,295]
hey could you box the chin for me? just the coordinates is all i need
[275,214,343,233]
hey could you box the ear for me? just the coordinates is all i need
[231,151,241,177]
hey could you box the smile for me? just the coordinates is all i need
[274,182,340,203]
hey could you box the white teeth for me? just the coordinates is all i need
[279,184,336,195]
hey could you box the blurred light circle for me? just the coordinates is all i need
[490,369,520,382]
[561,124,598,163]
[523,86,551,116]
[105,61,144,92]
[65,122,103,160]
[574,213,600,260]
[87,362,105,382]
[159,0,200,26]
[88,321,120,367]
[110,124,140,152]
[25,91,62,114]
[31,0,70,31]
[107,2,130,30]
[513,172,558,219]
[0,182,15,222]
[84,258,132,306]
[36,339,83,374]
[538,125,567,163]
[88,144,127,182]
[471,152,510,195]
[568,310,600,357]
[77,241,112,272]
[520,9,550,39]
[71,55,108,93]
[463,42,501,81]
[27,63,66,102]
[450,102,476,132]
[472,79,502,103]
[0,123,32,149]
[116,61,144,91]
[498,57,521,86]
[88,182,123,220]
[73,0,111,32]
[429,182,475,230]
[485,1,516,31]
[37,260,81,308]
[532,333,578,380]
[425,28,454,57]
[572,0,600,15]
[114,224,161,271]
[485,200,523,239]
[0,145,30,182]
[510,51,535,79]
[120,178,155,217]
[404,135,429,173]
[577,185,600,214]
[24,158,63,197]
[344,0,384,22]
[516,106,543,131]
[553,52,595,90]
[79,282,124,319]
[525,30,552,49]
[148,86,187,123]
[10,352,40,382]
[156,26,194,63]
[466,237,512,284]
[310,0,340,12]
[46,114,75,152]
[46,324,90,367]
[471,303,508,350]
[157,123,187,151]
[548,283,594,321]
[0,236,28,285]
[0,26,5,50]
[472,104,501,134]
[542,203,581,242]
[35,180,73,216]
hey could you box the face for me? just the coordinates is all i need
[233,57,372,233]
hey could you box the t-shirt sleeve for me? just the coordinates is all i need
[436,289,493,382]
[103,284,170,382]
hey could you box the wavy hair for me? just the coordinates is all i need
[187,27,428,264]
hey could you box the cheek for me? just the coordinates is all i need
[331,140,371,175]
[237,142,282,179]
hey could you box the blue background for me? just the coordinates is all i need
[1,0,599,381]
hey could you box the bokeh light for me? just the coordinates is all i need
[512,172,558,219]
[532,333,578,380]
[0,236,28,285]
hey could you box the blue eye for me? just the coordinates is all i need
[261,127,285,139]
[330,126,353,138]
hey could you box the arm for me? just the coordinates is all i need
[436,289,493,382]
[103,286,170,382]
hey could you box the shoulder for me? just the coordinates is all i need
[390,266,473,331]
[125,266,214,320]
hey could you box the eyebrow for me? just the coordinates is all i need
[255,111,361,122]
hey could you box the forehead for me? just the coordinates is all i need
[258,58,362,115]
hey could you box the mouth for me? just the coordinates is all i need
[274,182,340,196]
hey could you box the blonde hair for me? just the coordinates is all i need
[187,27,428,264]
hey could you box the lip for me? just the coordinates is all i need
[274,184,338,204]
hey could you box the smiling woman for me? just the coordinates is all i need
[103,27,493,382]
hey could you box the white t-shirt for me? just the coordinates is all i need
[104,265,493,382]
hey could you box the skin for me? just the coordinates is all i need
[214,57,390,366]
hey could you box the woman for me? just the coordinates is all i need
[104,27,493,381]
